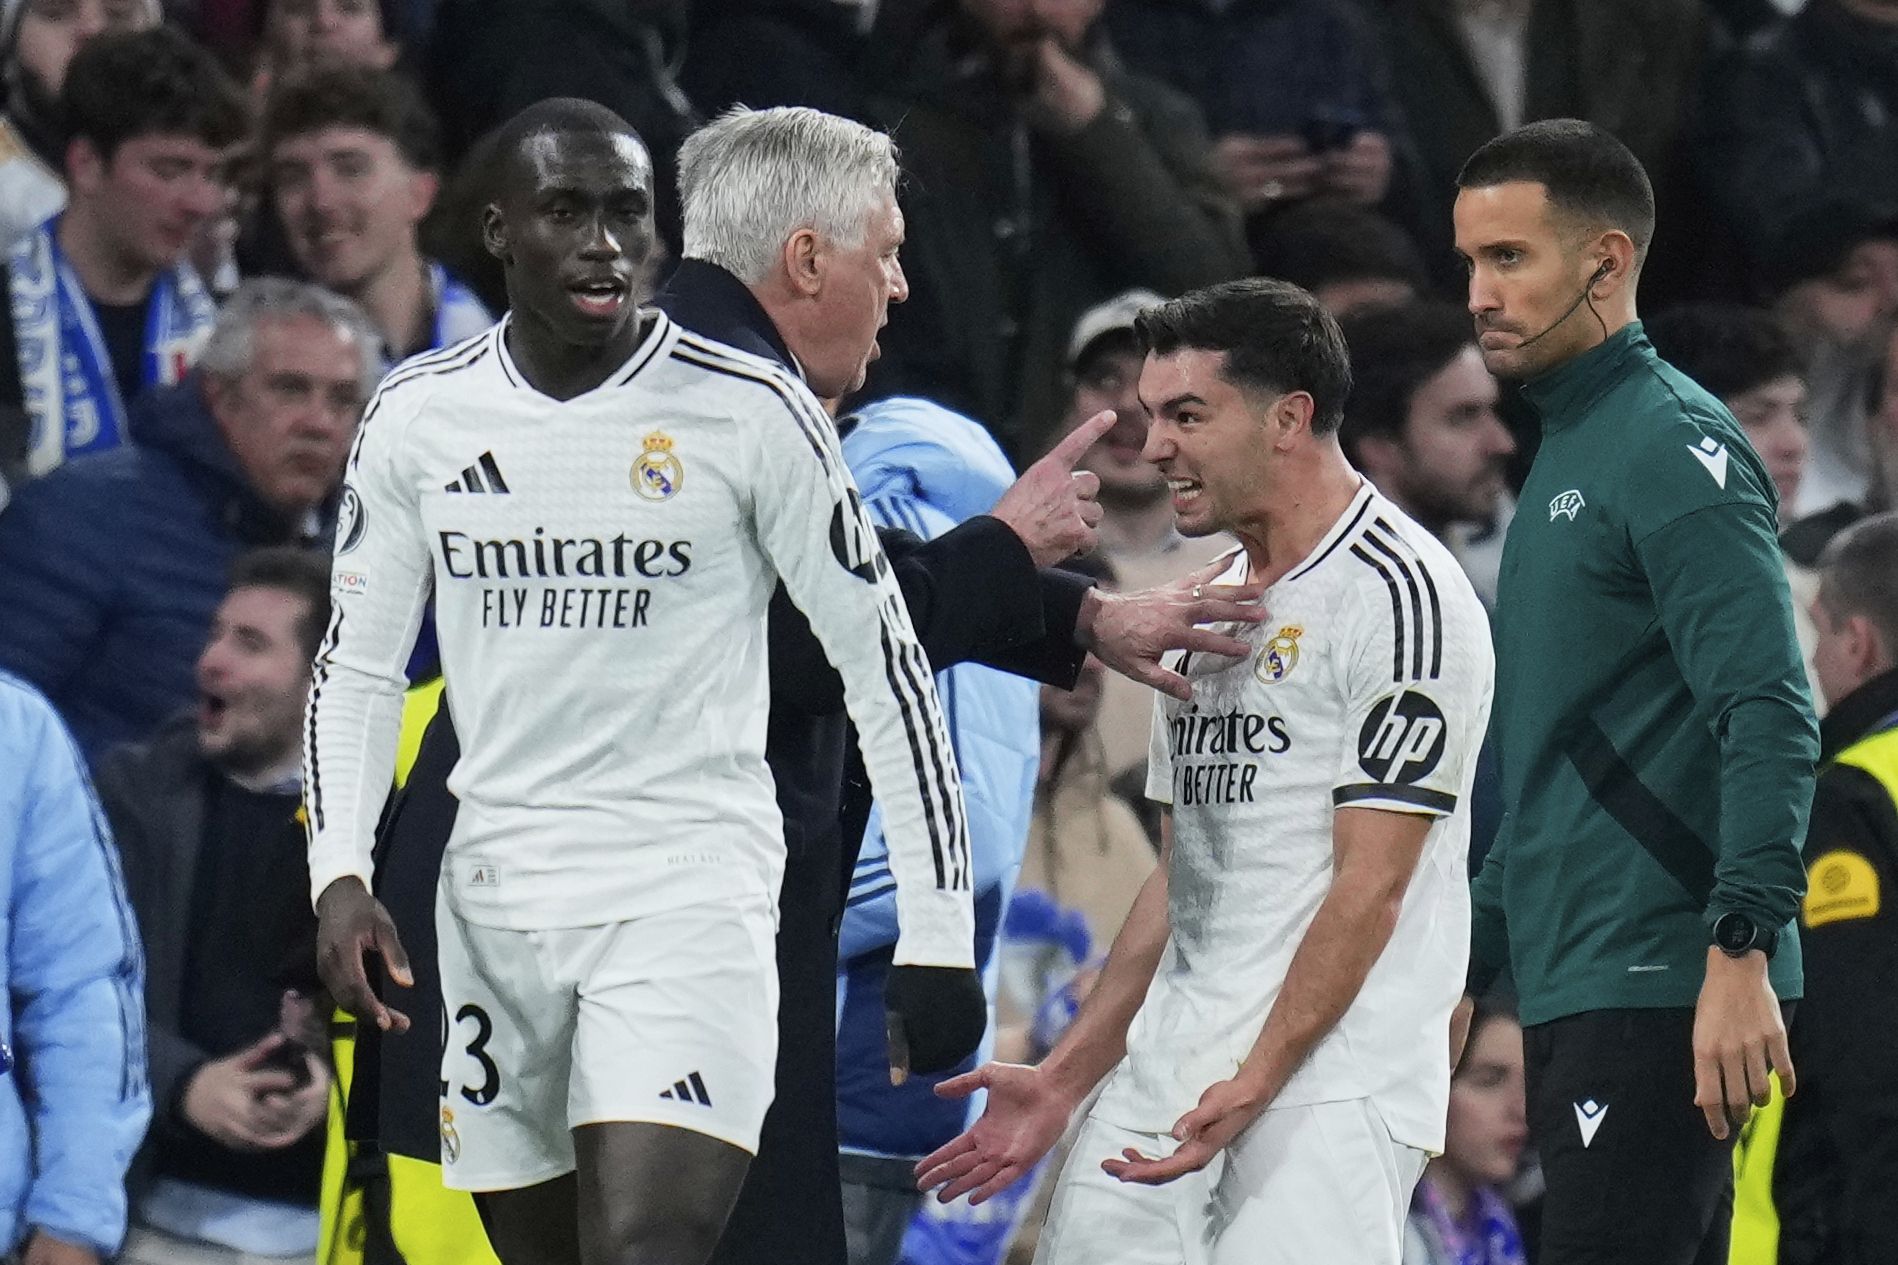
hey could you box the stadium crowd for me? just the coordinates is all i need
[1,0,1896,1264]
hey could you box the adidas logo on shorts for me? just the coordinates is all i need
[659,1071,714,1107]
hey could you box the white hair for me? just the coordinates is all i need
[199,277,384,399]
[677,105,899,286]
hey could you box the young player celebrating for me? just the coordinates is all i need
[305,99,974,1265]
[917,279,1493,1264]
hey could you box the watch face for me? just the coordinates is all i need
[1715,913,1756,953]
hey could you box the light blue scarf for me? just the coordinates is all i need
[9,214,215,476]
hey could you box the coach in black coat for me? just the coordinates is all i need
[348,141,1260,1265]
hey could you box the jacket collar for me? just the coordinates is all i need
[129,376,331,545]
[1518,320,1651,432]
[1821,667,1898,764]
[655,259,798,375]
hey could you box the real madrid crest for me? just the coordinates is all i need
[632,430,684,501]
[440,1107,461,1164]
[1255,624,1303,685]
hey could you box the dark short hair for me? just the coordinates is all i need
[491,96,641,184]
[1337,301,1477,457]
[61,26,248,162]
[1456,119,1656,262]
[1818,511,1898,660]
[1252,199,1428,298]
[262,63,440,171]
[230,547,333,659]
[1455,993,1520,1079]
[1134,278,1353,434]
[1644,305,1807,403]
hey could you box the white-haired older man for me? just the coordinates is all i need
[361,105,1264,1265]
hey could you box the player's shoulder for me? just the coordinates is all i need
[366,327,502,421]
[1334,492,1487,631]
[665,327,811,403]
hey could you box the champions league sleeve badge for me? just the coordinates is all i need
[633,430,684,502]
[1254,624,1303,685]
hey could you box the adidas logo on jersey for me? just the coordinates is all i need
[446,451,511,494]
[659,1071,714,1107]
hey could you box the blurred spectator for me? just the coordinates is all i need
[1402,996,1529,1265]
[98,547,330,1264]
[424,0,697,248]
[1771,511,1898,1265]
[684,0,872,122]
[1768,228,1898,518]
[1647,303,1822,707]
[0,0,161,250]
[1011,553,1156,990]
[0,279,376,760]
[833,396,1040,1265]
[1102,0,1401,222]
[1054,291,1230,777]
[262,63,489,362]
[862,0,1246,455]
[1783,320,1898,569]
[1250,197,1428,316]
[1646,305,1811,526]
[1370,0,1709,299]
[259,0,397,80]
[0,25,245,490]
[1698,0,1898,285]
[0,671,150,1265]
[1338,300,1516,604]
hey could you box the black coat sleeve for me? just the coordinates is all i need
[1776,764,1898,1265]
[768,517,1088,715]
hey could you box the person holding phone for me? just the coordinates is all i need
[95,548,335,1265]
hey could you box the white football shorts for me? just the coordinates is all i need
[433,885,779,1192]
[1033,1098,1427,1265]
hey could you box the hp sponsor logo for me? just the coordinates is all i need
[1357,690,1447,785]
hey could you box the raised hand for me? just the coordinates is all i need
[1079,555,1267,701]
[990,411,1115,567]
[914,1062,1079,1205]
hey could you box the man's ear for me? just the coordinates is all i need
[1849,612,1894,679]
[66,137,106,195]
[783,227,824,298]
[1272,391,1318,447]
[1589,231,1639,295]
[480,204,508,263]
[1354,431,1404,483]
[408,169,442,226]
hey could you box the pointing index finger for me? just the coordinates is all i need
[1042,410,1117,471]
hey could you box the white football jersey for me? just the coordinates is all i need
[304,314,974,968]
[1095,480,1493,1152]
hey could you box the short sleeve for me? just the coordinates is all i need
[1145,686,1176,805]
[1331,574,1490,819]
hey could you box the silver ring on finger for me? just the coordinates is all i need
[1261,179,1286,203]
[1192,584,1204,599]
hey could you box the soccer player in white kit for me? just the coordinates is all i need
[916,279,1494,1264]
[305,100,974,1264]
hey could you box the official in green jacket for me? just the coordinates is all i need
[1454,120,1818,1265]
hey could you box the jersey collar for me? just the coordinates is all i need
[1518,320,1651,432]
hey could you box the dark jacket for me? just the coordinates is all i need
[1697,0,1898,278]
[1776,668,1898,1265]
[0,379,325,762]
[358,265,1091,1265]
[862,21,1246,457]
[1366,0,1712,299]
[93,715,321,1202]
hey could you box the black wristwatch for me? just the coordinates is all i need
[1712,911,1779,960]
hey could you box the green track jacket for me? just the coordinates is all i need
[1472,322,1816,1025]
